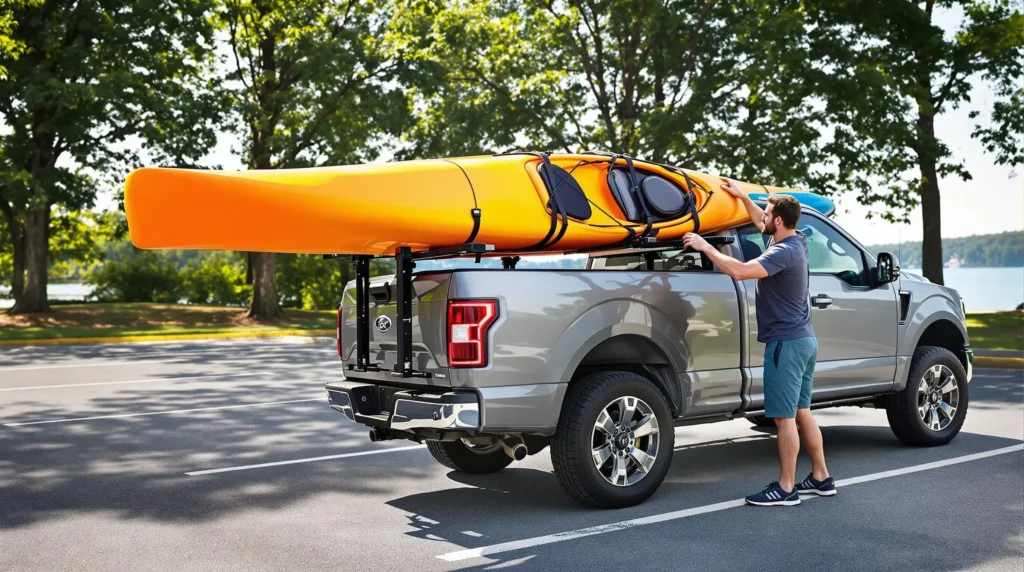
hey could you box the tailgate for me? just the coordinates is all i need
[339,271,453,388]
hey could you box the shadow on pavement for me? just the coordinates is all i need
[0,374,432,530]
[386,426,1022,572]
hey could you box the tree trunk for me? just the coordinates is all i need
[247,251,281,319]
[245,23,282,320]
[10,206,50,314]
[916,109,944,286]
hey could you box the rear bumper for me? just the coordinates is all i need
[325,381,479,433]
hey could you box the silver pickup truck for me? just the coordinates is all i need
[325,202,974,508]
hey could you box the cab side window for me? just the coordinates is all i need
[735,218,869,287]
[799,217,869,287]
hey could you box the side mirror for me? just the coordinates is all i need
[876,252,900,284]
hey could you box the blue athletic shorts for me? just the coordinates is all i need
[763,336,818,419]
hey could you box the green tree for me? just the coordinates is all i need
[218,0,410,320]
[0,0,223,313]
[394,0,841,192]
[803,0,1024,285]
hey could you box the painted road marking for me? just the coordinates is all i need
[4,397,324,426]
[436,443,1024,562]
[0,362,340,392]
[185,445,427,476]
[0,372,260,392]
[0,360,165,372]
[0,348,334,371]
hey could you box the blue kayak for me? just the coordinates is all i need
[749,191,835,217]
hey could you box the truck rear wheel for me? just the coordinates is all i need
[551,371,674,509]
[426,439,513,474]
[886,346,969,447]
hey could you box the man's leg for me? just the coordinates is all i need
[745,341,803,506]
[794,337,827,480]
[796,409,829,480]
[774,416,799,491]
[791,337,836,496]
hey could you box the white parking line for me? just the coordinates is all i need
[185,445,427,476]
[0,360,164,372]
[3,397,324,426]
[0,372,260,392]
[436,443,1024,562]
[0,348,335,371]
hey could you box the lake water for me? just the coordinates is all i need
[901,267,1023,312]
[1,267,1021,311]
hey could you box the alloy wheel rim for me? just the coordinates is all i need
[917,364,959,432]
[591,396,660,487]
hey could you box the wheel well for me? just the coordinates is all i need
[916,319,967,371]
[571,335,681,415]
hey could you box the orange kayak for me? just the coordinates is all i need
[123,151,800,256]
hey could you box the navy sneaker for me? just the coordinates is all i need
[796,473,837,496]
[745,481,801,506]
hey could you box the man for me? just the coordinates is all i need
[682,178,835,507]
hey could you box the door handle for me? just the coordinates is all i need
[811,294,833,309]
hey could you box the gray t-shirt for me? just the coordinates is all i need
[754,230,815,343]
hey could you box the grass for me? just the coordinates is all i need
[0,302,336,342]
[965,312,1023,352]
[1,303,1019,351]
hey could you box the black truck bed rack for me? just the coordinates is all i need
[325,236,733,378]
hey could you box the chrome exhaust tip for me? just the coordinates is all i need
[502,436,528,461]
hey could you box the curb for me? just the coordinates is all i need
[0,329,336,348]
[974,356,1024,370]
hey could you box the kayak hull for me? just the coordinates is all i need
[124,152,808,256]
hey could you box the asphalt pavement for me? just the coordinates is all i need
[1,338,1021,571]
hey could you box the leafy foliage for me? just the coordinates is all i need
[86,250,182,304]
[180,252,251,306]
[392,0,842,193]
[0,0,225,312]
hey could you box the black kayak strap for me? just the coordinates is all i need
[678,169,701,234]
[623,154,654,239]
[527,152,569,251]
[466,208,482,243]
[443,159,485,245]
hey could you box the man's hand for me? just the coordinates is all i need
[719,177,745,199]
[682,232,711,253]
[682,231,769,281]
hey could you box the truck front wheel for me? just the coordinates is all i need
[426,439,513,474]
[886,346,969,447]
[551,371,675,508]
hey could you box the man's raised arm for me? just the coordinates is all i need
[719,177,766,232]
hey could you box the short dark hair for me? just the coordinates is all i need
[766,194,801,229]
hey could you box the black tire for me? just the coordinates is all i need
[426,439,513,474]
[550,370,675,509]
[886,346,970,447]
[747,415,775,428]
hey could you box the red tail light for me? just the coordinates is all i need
[336,307,343,359]
[447,300,498,368]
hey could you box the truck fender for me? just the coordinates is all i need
[549,299,690,411]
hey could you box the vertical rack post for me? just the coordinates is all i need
[394,246,414,377]
[354,256,371,370]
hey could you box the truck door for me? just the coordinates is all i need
[735,212,898,408]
